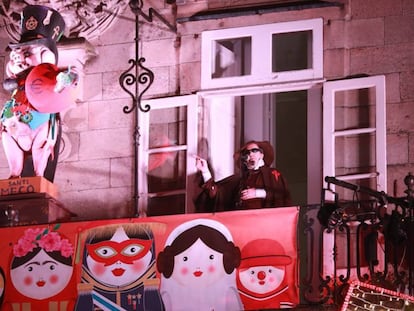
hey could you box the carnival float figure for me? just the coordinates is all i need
[1,5,78,181]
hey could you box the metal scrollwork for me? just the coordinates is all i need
[120,0,176,114]
[119,58,154,113]
[119,0,176,216]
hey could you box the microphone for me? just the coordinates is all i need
[241,154,249,163]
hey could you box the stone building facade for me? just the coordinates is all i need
[0,0,413,221]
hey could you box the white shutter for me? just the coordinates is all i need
[323,75,387,198]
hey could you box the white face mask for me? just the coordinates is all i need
[253,158,265,170]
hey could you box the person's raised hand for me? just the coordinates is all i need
[195,156,209,173]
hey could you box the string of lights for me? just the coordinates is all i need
[341,281,414,311]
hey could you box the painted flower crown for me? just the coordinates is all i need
[13,224,74,258]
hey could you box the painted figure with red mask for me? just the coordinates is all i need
[75,224,165,310]
[195,140,292,212]
[1,5,78,181]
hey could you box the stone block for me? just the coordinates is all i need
[58,132,80,163]
[140,16,176,41]
[385,15,414,45]
[324,20,345,50]
[387,102,414,133]
[347,18,384,48]
[79,128,134,160]
[351,0,402,19]
[145,66,173,97]
[180,34,201,63]
[403,0,414,14]
[400,71,414,101]
[87,43,134,74]
[385,73,400,104]
[89,98,133,130]
[82,73,103,101]
[54,159,111,192]
[350,43,414,75]
[180,62,201,93]
[60,102,89,132]
[110,157,133,187]
[324,48,346,79]
[102,71,125,100]
[387,133,408,165]
[409,134,414,164]
[142,38,178,67]
[59,187,132,221]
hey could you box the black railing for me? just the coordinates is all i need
[299,173,414,307]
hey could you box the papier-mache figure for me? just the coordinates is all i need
[1,5,78,181]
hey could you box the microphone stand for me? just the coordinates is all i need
[324,176,408,208]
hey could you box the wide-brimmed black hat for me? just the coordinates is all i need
[9,5,65,63]
[234,140,275,166]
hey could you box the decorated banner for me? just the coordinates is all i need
[0,207,299,310]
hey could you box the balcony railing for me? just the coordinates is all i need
[299,173,414,307]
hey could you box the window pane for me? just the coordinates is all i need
[149,106,187,148]
[147,150,186,192]
[272,30,312,72]
[204,91,310,205]
[147,194,185,216]
[212,37,251,78]
[334,87,376,131]
[335,133,377,176]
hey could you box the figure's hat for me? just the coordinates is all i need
[234,140,275,167]
[9,5,65,63]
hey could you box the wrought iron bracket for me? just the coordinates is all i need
[119,0,176,114]
[129,0,177,33]
[119,0,177,217]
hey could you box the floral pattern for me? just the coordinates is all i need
[13,225,74,258]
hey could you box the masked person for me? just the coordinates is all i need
[195,140,292,212]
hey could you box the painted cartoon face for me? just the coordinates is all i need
[6,45,55,76]
[86,227,153,287]
[171,238,225,287]
[10,248,73,300]
[8,47,34,74]
[238,265,285,294]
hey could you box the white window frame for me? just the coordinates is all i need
[137,22,388,216]
[201,18,323,90]
[322,75,387,280]
[322,75,387,196]
[138,94,198,214]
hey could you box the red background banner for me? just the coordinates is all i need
[0,207,299,310]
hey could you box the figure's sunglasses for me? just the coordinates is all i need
[242,148,262,156]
